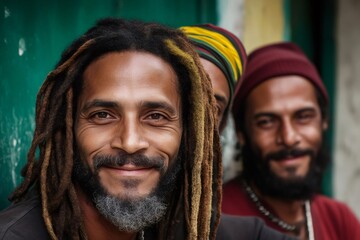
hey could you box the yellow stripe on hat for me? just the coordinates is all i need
[180,26,242,82]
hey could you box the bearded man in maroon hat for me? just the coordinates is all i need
[222,42,360,240]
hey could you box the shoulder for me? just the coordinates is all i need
[312,194,358,217]
[222,177,246,199]
[311,194,360,237]
[223,177,241,191]
[216,214,296,240]
[0,196,50,240]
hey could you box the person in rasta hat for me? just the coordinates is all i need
[222,42,360,240]
[180,24,246,182]
[0,18,295,240]
[180,24,246,131]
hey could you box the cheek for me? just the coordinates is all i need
[75,125,114,163]
[249,130,276,156]
[150,131,182,166]
[301,126,323,149]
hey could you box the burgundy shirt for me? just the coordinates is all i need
[222,178,360,240]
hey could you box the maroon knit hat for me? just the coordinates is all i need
[232,42,329,121]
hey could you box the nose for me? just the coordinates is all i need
[110,116,149,154]
[276,119,300,148]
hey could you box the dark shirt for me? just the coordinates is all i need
[0,195,295,240]
[0,196,49,239]
[217,214,296,240]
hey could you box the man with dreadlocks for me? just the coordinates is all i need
[0,18,294,240]
[180,24,246,182]
[222,42,360,240]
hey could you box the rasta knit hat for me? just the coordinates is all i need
[180,24,247,105]
[232,42,329,121]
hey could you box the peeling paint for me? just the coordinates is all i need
[0,109,35,188]
[4,6,10,18]
[18,38,26,56]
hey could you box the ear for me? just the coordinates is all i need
[236,131,246,146]
[322,119,328,131]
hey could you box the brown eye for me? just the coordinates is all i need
[88,111,115,125]
[144,112,169,126]
[148,113,164,120]
[296,110,316,124]
[256,117,275,129]
[95,112,110,118]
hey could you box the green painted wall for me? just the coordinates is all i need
[0,0,217,210]
[285,0,336,196]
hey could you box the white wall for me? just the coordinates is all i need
[217,0,245,183]
[334,0,360,218]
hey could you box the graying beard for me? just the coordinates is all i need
[94,193,167,232]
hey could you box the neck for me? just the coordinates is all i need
[254,185,305,224]
[245,181,310,240]
[75,186,139,240]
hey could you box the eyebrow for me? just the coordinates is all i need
[214,94,228,106]
[253,112,276,119]
[142,101,178,115]
[253,107,317,119]
[82,99,178,115]
[296,107,317,113]
[82,100,118,112]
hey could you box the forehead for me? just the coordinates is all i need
[80,51,180,105]
[200,58,230,99]
[246,75,319,113]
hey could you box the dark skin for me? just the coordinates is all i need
[74,51,183,240]
[238,75,328,240]
[200,58,230,132]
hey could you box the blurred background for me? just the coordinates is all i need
[1,0,359,218]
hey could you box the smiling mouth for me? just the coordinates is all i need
[271,155,309,166]
[103,164,157,177]
[107,164,150,170]
[271,152,307,161]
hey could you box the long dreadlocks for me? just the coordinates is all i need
[9,18,222,240]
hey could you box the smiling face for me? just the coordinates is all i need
[75,51,183,200]
[200,58,230,131]
[241,75,327,180]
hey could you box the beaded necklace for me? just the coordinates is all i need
[243,181,314,240]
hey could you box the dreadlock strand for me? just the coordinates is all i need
[201,60,222,240]
[165,39,212,239]
[199,112,213,237]
[50,39,96,77]
[54,196,66,239]
[68,185,86,239]
[183,156,191,233]
[52,88,74,205]
[198,58,219,238]
[40,140,57,240]
[37,41,96,146]
[48,91,75,234]
[175,34,221,240]
[39,36,98,240]
[35,79,53,128]
[47,131,64,211]
[212,130,223,240]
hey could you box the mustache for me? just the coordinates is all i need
[265,148,314,162]
[93,153,165,172]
